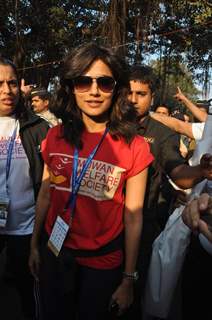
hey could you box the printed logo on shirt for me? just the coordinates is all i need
[49,154,126,201]
[0,136,26,159]
[144,136,155,144]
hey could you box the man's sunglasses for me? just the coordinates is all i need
[72,76,116,93]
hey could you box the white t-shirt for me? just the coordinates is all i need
[0,116,35,235]
[191,122,205,141]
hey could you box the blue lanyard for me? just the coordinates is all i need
[67,127,108,218]
[6,123,18,194]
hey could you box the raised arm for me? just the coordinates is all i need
[21,78,35,97]
[151,112,194,139]
[174,87,208,122]
[170,153,212,189]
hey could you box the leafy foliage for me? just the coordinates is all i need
[0,0,211,98]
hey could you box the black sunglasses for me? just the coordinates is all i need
[72,76,116,93]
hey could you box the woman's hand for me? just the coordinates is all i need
[28,245,41,281]
[110,278,134,316]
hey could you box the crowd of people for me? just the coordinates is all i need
[0,42,211,320]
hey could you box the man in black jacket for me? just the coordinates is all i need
[125,65,212,319]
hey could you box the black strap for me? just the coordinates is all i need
[42,230,124,257]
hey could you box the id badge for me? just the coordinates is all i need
[48,216,69,257]
[0,195,9,228]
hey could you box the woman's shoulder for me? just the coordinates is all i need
[111,134,149,152]
[46,123,63,137]
[42,124,64,150]
[130,134,153,161]
[131,134,149,147]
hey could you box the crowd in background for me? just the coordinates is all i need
[0,42,211,320]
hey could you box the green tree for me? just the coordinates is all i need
[152,58,200,111]
[0,0,211,93]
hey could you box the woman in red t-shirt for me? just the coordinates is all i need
[29,42,153,320]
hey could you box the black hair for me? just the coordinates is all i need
[129,65,160,93]
[51,42,138,148]
[0,57,26,118]
[153,103,170,114]
[31,87,51,101]
[171,109,185,121]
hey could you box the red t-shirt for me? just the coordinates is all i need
[42,125,154,268]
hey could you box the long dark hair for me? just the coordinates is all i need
[51,42,138,148]
[0,57,26,118]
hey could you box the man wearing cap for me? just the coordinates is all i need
[31,87,59,127]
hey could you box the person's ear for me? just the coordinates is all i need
[44,99,49,108]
